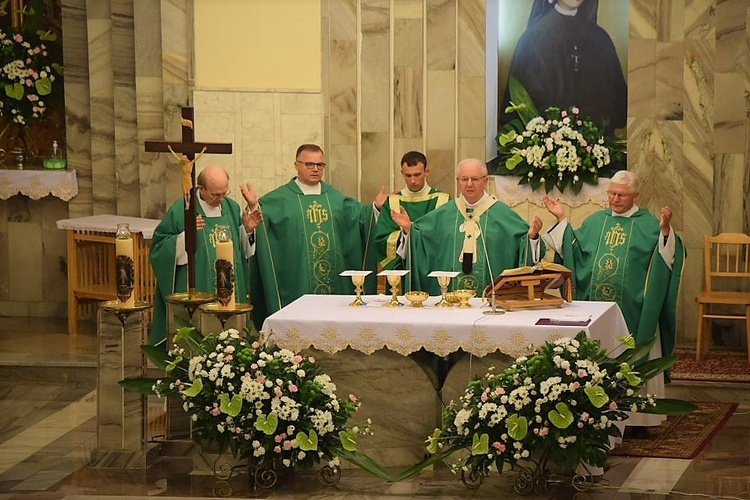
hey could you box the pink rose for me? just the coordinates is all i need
[349,394,358,402]
[491,441,506,452]
[609,402,618,411]
[308,356,316,363]
[289,384,298,392]
[274,446,281,453]
[293,355,303,364]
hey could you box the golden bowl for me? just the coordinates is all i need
[405,290,429,307]
[453,289,476,308]
[444,292,460,304]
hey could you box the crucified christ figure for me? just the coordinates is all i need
[169,145,206,209]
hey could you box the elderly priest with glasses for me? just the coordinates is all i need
[244,144,387,328]
[542,169,686,434]
[410,158,543,295]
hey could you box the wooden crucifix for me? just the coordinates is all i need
[145,107,232,295]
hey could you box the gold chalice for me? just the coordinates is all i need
[405,290,429,308]
[435,275,453,308]
[350,274,366,306]
[453,289,476,308]
[384,274,404,308]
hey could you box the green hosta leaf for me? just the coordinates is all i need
[219,393,242,418]
[180,378,203,397]
[548,402,574,429]
[35,77,52,96]
[254,413,278,434]
[505,153,524,171]
[339,430,357,452]
[584,385,609,408]
[5,83,24,100]
[471,433,489,455]
[507,414,528,440]
[297,430,319,451]
[426,428,441,454]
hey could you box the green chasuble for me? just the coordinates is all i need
[249,179,378,328]
[556,208,685,358]
[374,188,449,270]
[410,196,540,295]
[149,197,249,345]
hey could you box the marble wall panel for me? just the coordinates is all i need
[394,18,422,67]
[426,0,455,71]
[393,67,424,138]
[628,39,657,119]
[683,39,715,143]
[458,137,485,163]
[328,40,358,146]
[715,0,748,72]
[134,76,167,219]
[160,0,190,85]
[685,0,716,39]
[425,148,455,196]
[279,93,323,118]
[43,254,68,303]
[630,0,658,39]
[426,70,455,149]
[114,86,141,217]
[658,0,685,41]
[456,0,484,77]
[8,223,42,302]
[457,76,484,139]
[656,42,685,119]
[361,14,390,134]
[714,72,747,153]
[0,203,8,301]
[133,0,162,77]
[361,131,390,203]
[713,152,746,233]
[634,121,684,224]
[329,0,357,41]
[682,142,715,246]
[41,199,70,258]
[328,144,358,199]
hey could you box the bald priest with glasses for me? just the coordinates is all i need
[243,144,387,328]
[149,165,263,345]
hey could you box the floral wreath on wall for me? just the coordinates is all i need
[490,77,625,195]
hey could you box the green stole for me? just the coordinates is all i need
[376,188,449,269]
[149,197,248,344]
[559,209,685,358]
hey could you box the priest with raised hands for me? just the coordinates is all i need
[542,169,686,432]
[374,151,450,271]
[410,158,543,295]
[245,144,387,327]
[149,164,263,345]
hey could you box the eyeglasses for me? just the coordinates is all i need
[296,160,326,170]
[607,191,634,199]
[457,176,487,183]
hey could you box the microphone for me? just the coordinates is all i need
[477,225,504,315]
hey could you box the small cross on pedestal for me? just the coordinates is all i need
[145,107,232,295]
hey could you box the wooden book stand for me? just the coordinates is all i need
[483,262,573,311]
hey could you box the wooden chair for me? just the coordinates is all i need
[695,233,750,362]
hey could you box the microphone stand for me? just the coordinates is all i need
[478,227,505,315]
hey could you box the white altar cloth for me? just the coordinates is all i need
[0,168,78,201]
[262,295,629,358]
[493,175,610,208]
[56,214,161,239]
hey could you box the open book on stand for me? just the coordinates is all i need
[482,262,573,311]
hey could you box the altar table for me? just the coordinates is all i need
[261,295,629,467]
[262,294,629,358]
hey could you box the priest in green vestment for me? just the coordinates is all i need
[410,158,543,295]
[246,144,386,327]
[542,170,685,427]
[149,165,263,345]
[375,151,450,270]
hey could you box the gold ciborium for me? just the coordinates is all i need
[453,289,476,308]
[339,270,372,307]
[405,290,428,308]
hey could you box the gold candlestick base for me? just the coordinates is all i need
[100,300,152,327]
[166,291,217,320]
[200,302,254,330]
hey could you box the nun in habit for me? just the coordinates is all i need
[501,0,627,133]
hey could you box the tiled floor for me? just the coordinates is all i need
[1,316,749,499]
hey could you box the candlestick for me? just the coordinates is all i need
[215,225,235,310]
[115,223,135,308]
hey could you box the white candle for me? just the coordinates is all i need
[215,239,235,310]
[115,232,135,308]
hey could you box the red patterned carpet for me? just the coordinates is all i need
[610,401,737,459]
[671,347,750,383]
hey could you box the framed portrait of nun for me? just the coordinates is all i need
[488,0,629,155]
